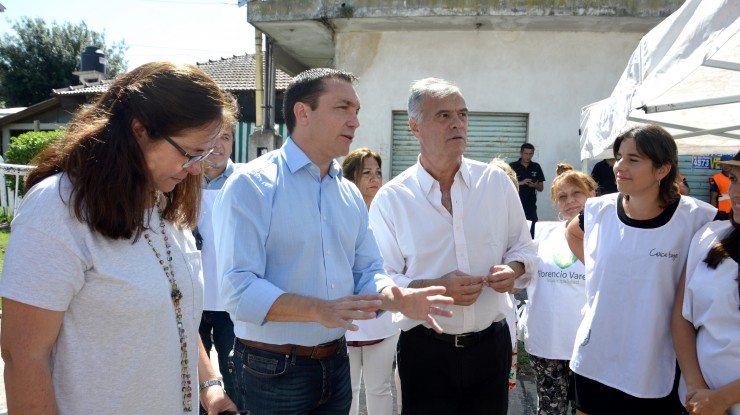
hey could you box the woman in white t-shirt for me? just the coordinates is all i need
[672,152,740,415]
[523,164,596,415]
[342,148,400,415]
[0,62,238,414]
[565,125,717,415]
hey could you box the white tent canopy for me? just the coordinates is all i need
[580,0,740,160]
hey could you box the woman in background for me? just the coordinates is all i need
[342,148,400,415]
[522,164,596,414]
[0,62,238,414]
[672,151,740,415]
[565,125,717,414]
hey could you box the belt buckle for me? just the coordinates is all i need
[454,334,466,348]
[310,339,338,359]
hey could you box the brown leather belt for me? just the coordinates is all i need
[238,337,344,359]
[347,338,385,347]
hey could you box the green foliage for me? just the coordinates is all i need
[6,130,65,165]
[0,17,128,107]
[517,340,532,375]
[4,130,65,194]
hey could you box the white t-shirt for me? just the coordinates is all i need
[679,221,740,415]
[570,194,716,398]
[0,174,203,414]
[369,157,537,334]
[522,221,586,360]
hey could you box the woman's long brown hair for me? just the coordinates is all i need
[26,62,237,240]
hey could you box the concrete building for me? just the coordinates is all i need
[246,0,684,219]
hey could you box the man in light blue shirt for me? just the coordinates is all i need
[213,68,453,415]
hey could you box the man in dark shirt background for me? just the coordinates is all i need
[591,158,617,196]
[510,143,545,238]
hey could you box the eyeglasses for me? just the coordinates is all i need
[162,135,214,168]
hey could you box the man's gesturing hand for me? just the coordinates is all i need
[383,285,454,333]
[314,294,384,331]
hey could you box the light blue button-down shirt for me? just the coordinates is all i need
[212,138,393,346]
[204,159,236,190]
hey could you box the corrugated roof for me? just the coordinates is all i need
[197,54,292,91]
[53,81,113,96]
[52,54,292,96]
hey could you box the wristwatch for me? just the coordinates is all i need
[199,379,224,391]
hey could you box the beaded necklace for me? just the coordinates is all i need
[144,208,193,412]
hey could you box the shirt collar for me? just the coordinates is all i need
[458,158,472,187]
[204,159,235,184]
[283,137,341,179]
[283,137,313,174]
[414,155,471,194]
[327,159,341,178]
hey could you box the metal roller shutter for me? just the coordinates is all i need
[391,111,528,178]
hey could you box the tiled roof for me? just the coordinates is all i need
[52,54,292,96]
[53,81,113,96]
[197,54,292,91]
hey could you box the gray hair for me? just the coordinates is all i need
[407,78,462,123]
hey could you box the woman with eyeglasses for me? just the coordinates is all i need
[0,62,239,414]
[341,148,400,415]
[672,151,740,415]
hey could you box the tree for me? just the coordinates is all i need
[0,17,128,107]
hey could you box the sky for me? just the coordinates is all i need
[0,0,257,70]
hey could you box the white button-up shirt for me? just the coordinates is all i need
[369,157,537,334]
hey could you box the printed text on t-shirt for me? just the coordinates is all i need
[649,248,679,262]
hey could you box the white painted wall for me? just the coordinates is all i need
[335,29,642,220]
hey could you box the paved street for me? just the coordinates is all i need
[508,375,538,415]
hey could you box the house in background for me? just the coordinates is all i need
[195,54,293,161]
[0,96,73,155]
[0,54,293,163]
[247,0,685,219]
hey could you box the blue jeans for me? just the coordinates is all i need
[198,311,237,400]
[230,338,352,415]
